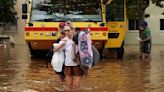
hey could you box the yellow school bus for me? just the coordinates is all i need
[22,0,126,58]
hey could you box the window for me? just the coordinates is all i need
[128,19,139,30]
[30,0,102,22]
[160,19,164,30]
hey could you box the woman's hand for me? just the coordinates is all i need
[53,41,65,52]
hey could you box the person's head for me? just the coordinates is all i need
[63,26,74,38]
[75,27,81,33]
[142,21,148,29]
[65,21,73,28]
[59,22,65,30]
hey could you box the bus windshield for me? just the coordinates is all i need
[30,0,102,22]
[106,0,124,21]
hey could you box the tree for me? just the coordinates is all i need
[0,0,17,30]
[127,0,163,37]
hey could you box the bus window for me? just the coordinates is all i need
[30,0,102,22]
[106,0,124,22]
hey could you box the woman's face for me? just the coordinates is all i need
[65,29,74,38]
[63,26,74,38]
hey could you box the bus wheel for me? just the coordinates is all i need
[117,41,124,59]
[98,41,105,59]
[28,42,36,57]
[28,42,48,57]
[117,47,124,59]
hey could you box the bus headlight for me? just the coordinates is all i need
[103,32,107,36]
[40,33,43,36]
[26,32,30,36]
[95,33,99,37]
[34,33,38,37]
[45,33,51,36]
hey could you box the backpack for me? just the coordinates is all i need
[92,45,100,66]
[73,29,100,67]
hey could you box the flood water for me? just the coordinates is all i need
[0,45,164,92]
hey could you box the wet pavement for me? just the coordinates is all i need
[0,45,164,92]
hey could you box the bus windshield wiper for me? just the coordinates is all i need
[34,18,54,22]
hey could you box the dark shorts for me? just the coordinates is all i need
[142,41,151,54]
[65,65,84,76]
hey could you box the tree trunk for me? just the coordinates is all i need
[138,10,145,38]
[138,0,149,54]
[138,0,150,38]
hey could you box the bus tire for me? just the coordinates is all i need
[28,42,36,57]
[117,47,124,59]
[28,42,48,57]
[117,41,124,59]
[98,41,105,59]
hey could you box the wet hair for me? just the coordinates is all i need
[73,32,79,45]
[65,21,73,29]
[72,29,88,45]
[73,27,81,45]
[61,31,65,35]
[75,27,81,33]
[142,21,148,28]
[63,26,72,31]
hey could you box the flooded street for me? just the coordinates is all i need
[0,45,164,92]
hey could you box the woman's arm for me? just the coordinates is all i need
[53,44,64,52]
[53,39,66,52]
[142,36,151,42]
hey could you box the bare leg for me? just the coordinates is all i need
[66,75,73,90]
[141,53,144,60]
[73,76,82,90]
[58,75,65,82]
[145,53,151,61]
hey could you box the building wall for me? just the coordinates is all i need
[125,1,164,44]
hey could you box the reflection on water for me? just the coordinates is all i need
[0,45,30,91]
[0,45,164,92]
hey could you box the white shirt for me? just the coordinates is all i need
[60,37,79,66]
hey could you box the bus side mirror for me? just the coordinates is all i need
[22,4,27,13]
[22,4,27,19]
[22,15,27,19]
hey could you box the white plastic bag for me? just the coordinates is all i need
[51,43,64,72]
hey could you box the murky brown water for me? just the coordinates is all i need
[0,45,164,92]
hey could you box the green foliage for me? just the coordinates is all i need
[127,0,139,19]
[127,0,150,19]
[0,0,17,27]
[152,0,164,7]
[127,0,163,19]
[127,0,163,37]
